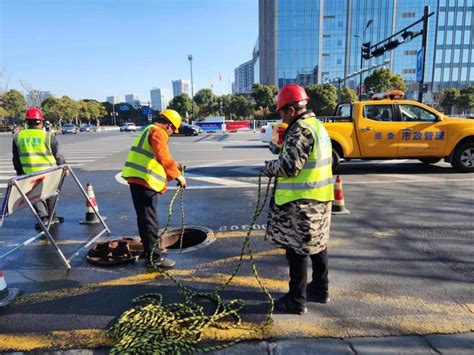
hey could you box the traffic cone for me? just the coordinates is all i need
[0,271,20,307]
[332,175,350,215]
[80,183,107,224]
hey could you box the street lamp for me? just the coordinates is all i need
[111,102,118,125]
[188,54,194,122]
[358,19,373,100]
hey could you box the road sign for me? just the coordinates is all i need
[416,49,423,82]
[147,114,152,119]
[119,105,129,111]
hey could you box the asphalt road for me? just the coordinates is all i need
[0,130,472,351]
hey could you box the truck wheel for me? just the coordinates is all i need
[332,149,341,172]
[451,142,474,172]
[419,158,441,165]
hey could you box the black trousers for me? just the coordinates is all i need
[286,247,329,305]
[129,183,160,255]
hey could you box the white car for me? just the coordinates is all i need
[259,121,281,143]
[120,122,137,132]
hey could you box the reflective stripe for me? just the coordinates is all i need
[303,157,333,169]
[19,152,54,157]
[277,177,335,191]
[131,146,155,159]
[124,162,167,183]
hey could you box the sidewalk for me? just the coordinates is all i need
[17,333,472,354]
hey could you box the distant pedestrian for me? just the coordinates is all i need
[121,109,186,269]
[262,84,334,315]
[12,108,66,229]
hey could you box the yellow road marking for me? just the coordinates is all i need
[12,270,192,307]
[215,230,266,238]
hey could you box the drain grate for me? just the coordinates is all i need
[159,226,215,253]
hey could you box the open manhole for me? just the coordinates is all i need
[159,226,216,253]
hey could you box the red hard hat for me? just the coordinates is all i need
[276,84,309,111]
[25,107,44,121]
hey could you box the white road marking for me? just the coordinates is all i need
[0,183,6,188]
[184,172,256,187]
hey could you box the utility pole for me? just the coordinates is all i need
[359,19,373,101]
[188,54,194,121]
[418,6,429,103]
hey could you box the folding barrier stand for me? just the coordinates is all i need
[0,165,110,269]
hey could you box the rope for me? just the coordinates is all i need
[108,173,274,354]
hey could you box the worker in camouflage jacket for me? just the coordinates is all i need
[262,84,334,315]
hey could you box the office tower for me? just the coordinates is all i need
[150,88,171,111]
[234,59,255,94]
[172,79,191,97]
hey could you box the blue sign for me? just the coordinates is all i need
[195,122,223,132]
[416,49,423,82]
[142,107,152,115]
[119,105,130,111]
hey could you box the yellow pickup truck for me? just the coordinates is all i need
[323,99,474,172]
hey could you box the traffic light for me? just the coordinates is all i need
[362,42,371,60]
[371,47,385,57]
[384,39,402,51]
[401,30,423,43]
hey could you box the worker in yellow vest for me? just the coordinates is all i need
[122,110,186,269]
[12,108,66,229]
[262,84,334,315]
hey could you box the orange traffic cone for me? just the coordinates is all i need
[332,175,350,215]
[0,271,20,307]
[80,183,107,224]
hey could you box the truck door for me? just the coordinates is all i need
[358,104,400,157]
[396,104,448,156]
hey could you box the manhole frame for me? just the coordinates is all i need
[159,225,216,253]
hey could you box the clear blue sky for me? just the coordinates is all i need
[0,0,258,102]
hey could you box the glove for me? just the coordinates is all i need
[177,163,185,173]
[176,175,187,188]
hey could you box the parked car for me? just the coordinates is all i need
[120,122,137,132]
[178,123,200,136]
[80,124,97,132]
[61,124,78,134]
[259,121,281,143]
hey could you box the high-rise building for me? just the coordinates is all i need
[234,59,255,94]
[125,94,140,108]
[150,88,171,111]
[172,79,191,97]
[258,0,474,100]
[26,90,52,107]
[106,96,121,104]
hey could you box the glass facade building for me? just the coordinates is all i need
[259,0,474,101]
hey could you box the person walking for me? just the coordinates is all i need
[262,84,334,315]
[121,109,186,269]
[12,108,66,229]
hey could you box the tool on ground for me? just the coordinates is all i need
[0,271,20,307]
[108,173,275,354]
[331,175,350,215]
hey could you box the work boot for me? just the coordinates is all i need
[34,217,50,230]
[306,283,330,303]
[50,216,64,225]
[275,294,307,315]
[146,254,175,269]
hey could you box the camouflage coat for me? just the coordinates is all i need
[262,112,332,255]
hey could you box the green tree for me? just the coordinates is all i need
[228,94,255,119]
[194,89,216,118]
[168,93,193,119]
[341,87,357,102]
[79,100,107,123]
[251,84,277,114]
[456,86,474,114]
[58,96,80,125]
[305,84,338,115]
[220,94,232,118]
[438,88,459,114]
[41,96,62,124]
[364,67,407,97]
[2,89,27,120]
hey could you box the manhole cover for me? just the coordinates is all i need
[159,226,216,253]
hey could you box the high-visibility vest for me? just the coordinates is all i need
[121,124,168,192]
[275,116,334,205]
[14,129,56,174]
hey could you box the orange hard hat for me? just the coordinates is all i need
[276,84,309,111]
[25,107,44,121]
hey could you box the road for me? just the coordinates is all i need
[0,130,472,352]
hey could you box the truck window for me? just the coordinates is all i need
[337,104,351,117]
[364,105,394,122]
[400,105,437,122]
